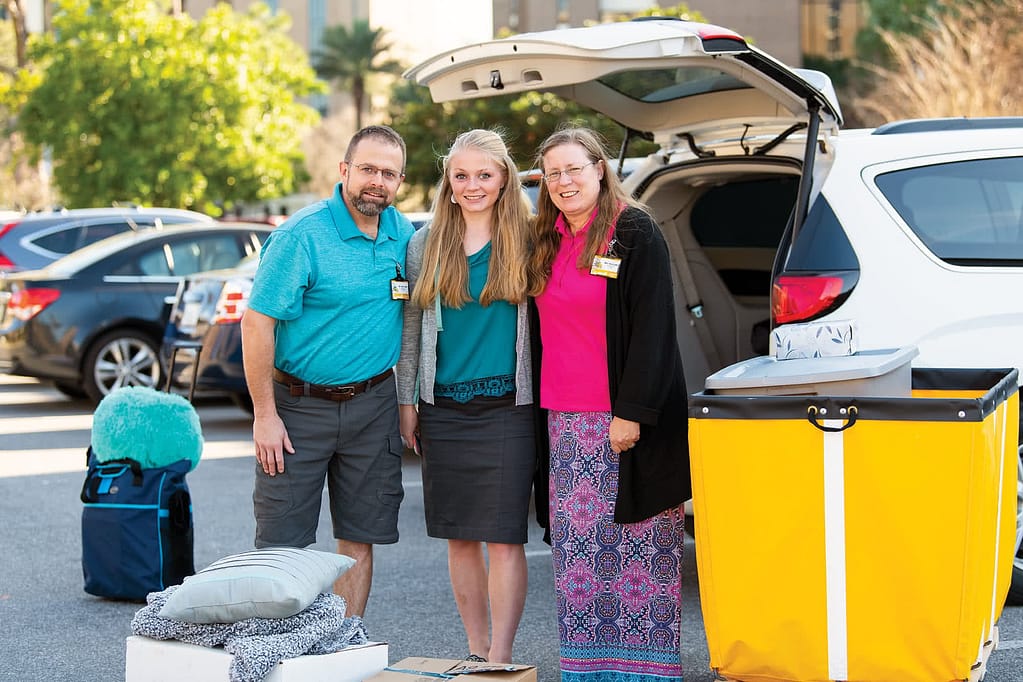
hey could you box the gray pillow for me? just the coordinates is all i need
[158,547,355,623]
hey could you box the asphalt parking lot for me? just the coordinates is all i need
[1,375,1021,681]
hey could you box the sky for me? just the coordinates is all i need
[370,0,494,69]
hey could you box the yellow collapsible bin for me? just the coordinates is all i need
[688,365,1018,682]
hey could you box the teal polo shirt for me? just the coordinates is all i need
[248,183,415,385]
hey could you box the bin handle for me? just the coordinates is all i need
[807,405,857,432]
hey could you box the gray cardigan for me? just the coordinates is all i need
[396,226,533,406]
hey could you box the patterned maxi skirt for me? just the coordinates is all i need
[549,411,684,682]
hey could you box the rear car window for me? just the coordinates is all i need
[29,226,83,254]
[875,156,1023,265]
[785,196,860,271]
[601,67,749,103]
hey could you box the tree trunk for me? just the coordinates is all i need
[4,0,29,68]
[353,79,365,131]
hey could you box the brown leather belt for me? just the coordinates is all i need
[272,367,393,402]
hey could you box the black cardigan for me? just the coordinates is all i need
[532,206,692,531]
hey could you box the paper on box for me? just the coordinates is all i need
[367,657,537,682]
[125,635,387,682]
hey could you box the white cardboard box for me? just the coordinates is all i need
[125,635,387,682]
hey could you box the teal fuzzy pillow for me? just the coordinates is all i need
[91,386,202,471]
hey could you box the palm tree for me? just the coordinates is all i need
[312,19,405,130]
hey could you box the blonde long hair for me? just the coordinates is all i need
[412,129,533,308]
[526,127,640,296]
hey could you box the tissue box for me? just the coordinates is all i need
[125,636,387,682]
[367,657,537,682]
[771,319,856,359]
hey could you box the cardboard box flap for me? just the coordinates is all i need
[368,657,536,682]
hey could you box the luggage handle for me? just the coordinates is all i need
[807,405,858,432]
[164,340,203,403]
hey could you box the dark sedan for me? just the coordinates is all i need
[0,222,272,403]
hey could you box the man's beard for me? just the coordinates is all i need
[350,189,390,217]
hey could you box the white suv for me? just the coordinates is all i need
[406,17,1023,604]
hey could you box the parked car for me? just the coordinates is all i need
[0,206,215,272]
[160,211,433,411]
[405,18,1023,601]
[161,254,260,412]
[0,222,272,403]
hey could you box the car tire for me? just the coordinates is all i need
[229,391,254,414]
[82,329,162,404]
[53,381,87,400]
[1006,451,1023,606]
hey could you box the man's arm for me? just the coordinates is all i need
[241,308,293,475]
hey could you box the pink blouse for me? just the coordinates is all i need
[535,212,611,411]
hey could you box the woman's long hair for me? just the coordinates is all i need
[526,127,640,296]
[412,129,533,308]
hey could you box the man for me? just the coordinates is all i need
[241,125,415,617]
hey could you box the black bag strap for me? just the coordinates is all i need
[104,458,144,485]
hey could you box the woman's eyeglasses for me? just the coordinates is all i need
[543,161,596,184]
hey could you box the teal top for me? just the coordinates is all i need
[435,242,517,401]
[248,182,415,385]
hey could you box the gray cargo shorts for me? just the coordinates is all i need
[253,374,404,548]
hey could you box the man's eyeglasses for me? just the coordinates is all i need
[543,161,596,184]
[350,162,404,183]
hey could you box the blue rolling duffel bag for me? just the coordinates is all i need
[80,448,195,601]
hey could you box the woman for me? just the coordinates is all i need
[529,128,691,681]
[396,129,536,664]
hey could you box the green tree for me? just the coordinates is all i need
[856,0,942,63]
[1,0,28,69]
[13,0,324,210]
[312,19,404,130]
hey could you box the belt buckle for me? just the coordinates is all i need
[327,385,357,399]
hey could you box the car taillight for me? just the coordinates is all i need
[772,274,849,325]
[9,287,61,321]
[0,222,17,270]
[211,279,251,324]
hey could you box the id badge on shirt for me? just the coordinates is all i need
[590,255,621,279]
[391,263,410,300]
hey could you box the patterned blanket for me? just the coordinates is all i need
[131,585,368,682]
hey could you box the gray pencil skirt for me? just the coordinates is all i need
[417,395,536,544]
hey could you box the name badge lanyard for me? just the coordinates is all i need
[390,262,410,300]
[590,234,622,279]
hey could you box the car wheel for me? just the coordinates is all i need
[83,330,162,404]
[53,381,87,400]
[1006,451,1023,606]
[229,391,254,414]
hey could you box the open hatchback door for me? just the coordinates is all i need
[406,17,843,395]
[405,18,841,159]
